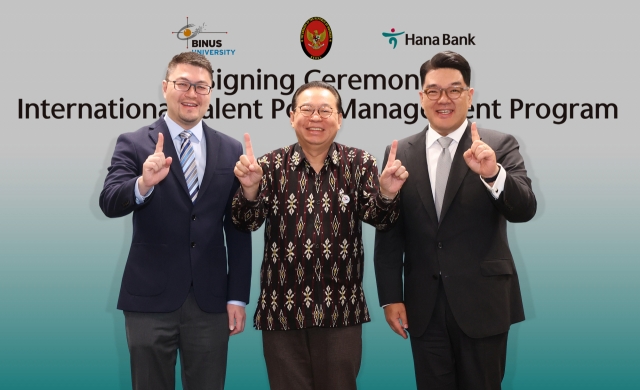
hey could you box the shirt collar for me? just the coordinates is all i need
[292,143,340,169]
[163,114,204,143]
[426,119,468,149]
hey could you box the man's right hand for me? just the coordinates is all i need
[139,133,172,196]
[233,133,263,201]
[384,302,409,339]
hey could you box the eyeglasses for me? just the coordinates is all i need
[422,86,470,101]
[295,105,334,118]
[166,80,212,95]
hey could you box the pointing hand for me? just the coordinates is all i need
[463,122,499,180]
[139,133,172,195]
[234,133,264,201]
[379,140,409,199]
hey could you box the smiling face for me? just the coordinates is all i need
[420,68,474,136]
[290,87,342,153]
[162,63,212,130]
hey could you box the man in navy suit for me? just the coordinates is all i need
[100,52,251,390]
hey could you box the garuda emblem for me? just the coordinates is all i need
[307,29,326,50]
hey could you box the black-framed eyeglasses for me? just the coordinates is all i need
[166,80,212,95]
[295,105,334,118]
[422,86,470,101]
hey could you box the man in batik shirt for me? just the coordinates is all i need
[232,81,409,390]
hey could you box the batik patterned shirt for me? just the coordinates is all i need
[232,142,399,330]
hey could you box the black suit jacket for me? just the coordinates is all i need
[100,118,251,313]
[374,123,536,338]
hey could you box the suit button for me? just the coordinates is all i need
[437,242,443,249]
[191,242,196,248]
[122,200,130,207]
[432,274,439,280]
[192,215,196,220]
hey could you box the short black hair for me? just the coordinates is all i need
[290,81,344,115]
[419,51,471,87]
[165,52,214,85]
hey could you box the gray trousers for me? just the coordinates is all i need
[262,325,362,390]
[124,291,229,390]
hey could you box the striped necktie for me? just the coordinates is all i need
[179,131,199,203]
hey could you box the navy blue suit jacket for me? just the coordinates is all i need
[100,118,251,313]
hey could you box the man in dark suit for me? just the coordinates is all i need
[100,52,251,390]
[374,51,536,390]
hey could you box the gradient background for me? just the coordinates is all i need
[1,1,638,388]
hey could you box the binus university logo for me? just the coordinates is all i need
[382,28,405,49]
[300,17,332,60]
[382,26,476,48]
[171,17,236,56]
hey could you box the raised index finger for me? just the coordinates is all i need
[155,133,165,154]
[471,122,480,142]
[244,133,255,160]
[386,140,398,167]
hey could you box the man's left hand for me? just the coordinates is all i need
[379,140,409,198]
[227,304,246,336]
[463,122,499,179]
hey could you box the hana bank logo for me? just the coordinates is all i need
[382,28,405,49]
[382,27,477,48]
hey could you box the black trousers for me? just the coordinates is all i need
[262,325,362,390]
[123,290,229,390]
[410,280,509,390]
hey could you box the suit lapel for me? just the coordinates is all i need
[407,127,439,225]
[197,122,221,197]
[149,118,190,196]
[439,122,472,223]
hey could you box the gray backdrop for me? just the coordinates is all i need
[1,1,638,388]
